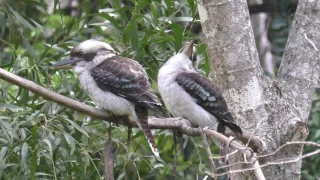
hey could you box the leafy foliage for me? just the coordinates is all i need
[0,0,319,179]
[0,0,214,179]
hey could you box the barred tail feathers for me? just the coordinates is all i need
[134,105,159,157]
[224,121,242,135]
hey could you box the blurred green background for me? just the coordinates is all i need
[0,0,318,179]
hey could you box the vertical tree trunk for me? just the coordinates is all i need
[197,0,320,179]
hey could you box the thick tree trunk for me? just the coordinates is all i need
[197,0,320,179]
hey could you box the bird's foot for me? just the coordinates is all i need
[226,136,236,148]
[219,136,236,164]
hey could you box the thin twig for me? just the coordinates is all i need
[257,141,320,158]
[209,149,320,177]
[215,141,320,171]
[205,130,265,179]
[200,127,216,174]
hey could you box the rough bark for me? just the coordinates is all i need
[197,0,319,179]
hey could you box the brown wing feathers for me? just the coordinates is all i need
[175,72,242,134]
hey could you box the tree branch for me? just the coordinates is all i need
[210,141,320,177]
[0,67,263,152]
[277,1,320,121]
[0,67,134,125]
[0,67,267,178]
[3,67,320,179]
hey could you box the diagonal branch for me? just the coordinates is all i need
[5,67,320,180]
[277,1,320,121]
[0,67,263,151]
[0,67,134,125]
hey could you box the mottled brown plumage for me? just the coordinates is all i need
[54,39,163,157]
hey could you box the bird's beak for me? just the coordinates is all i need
[53,57,76,69]
[182,40,194,58]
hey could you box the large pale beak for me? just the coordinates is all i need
[53,57,78,69]
[182,40,194,58]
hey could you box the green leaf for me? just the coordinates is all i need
[65,119,88,137]
[63,132,75,155]
[0,103,22,111]
[43,43,66,53]
[0,147,8,160]
[8,6,35,31]
[0,124,13,147]
[134,0,149,13]
[0,12,6,36]
[163,0,172,14]
[30,19,44,33]
[97,12,120,30]
[170,23,183,52]
[61,72,71,92]
[22,35,40,63]
[0,138,8,145]
[43,139,53,157]
[124,15,141,52]
[19,89,29,106]
[187,0,196,16]
[35,172,53,177]
[20,142,29,172]
[0,163,16,178]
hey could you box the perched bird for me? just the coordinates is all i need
[157,40,242,135]
[54,39,163,157]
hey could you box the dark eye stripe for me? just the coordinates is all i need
[192,52,197,62]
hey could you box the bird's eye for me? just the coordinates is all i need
[192,55,197,62]
[79,53,84,58]
[191,51,198,62]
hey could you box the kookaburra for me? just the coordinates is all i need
[54,39,163,157]
[157,40,242,135]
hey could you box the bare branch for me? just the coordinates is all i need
[3,67,319,179]
[0,68,134,125]
[205,130,265,179]
[0,67,268,179]
[210,141,320,177]
[211,148,320,177]
[257,141,320,158]
[0,67,263,151]
[200,127,216,174]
